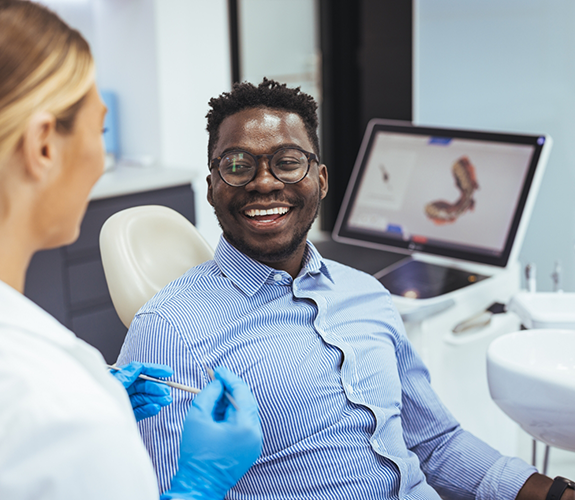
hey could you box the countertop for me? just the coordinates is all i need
[89,164,195,200]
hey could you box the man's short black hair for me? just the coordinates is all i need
[206,78,320,163]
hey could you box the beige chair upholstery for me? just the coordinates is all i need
[100,205,214,328]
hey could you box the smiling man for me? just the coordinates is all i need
[207,104,327,278]
[118,79,569,500]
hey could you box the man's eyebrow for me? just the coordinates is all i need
[214,143,306,157]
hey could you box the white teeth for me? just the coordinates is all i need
[245,207,290,218]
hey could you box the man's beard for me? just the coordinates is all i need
[213,190,321,264]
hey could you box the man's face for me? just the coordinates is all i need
[207,107,328,270]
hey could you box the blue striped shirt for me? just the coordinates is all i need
[118,236,535,499]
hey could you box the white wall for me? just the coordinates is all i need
[154,0,231,171]
[415,0,575,291]
[93,0,162,163]
[239,0,320,100]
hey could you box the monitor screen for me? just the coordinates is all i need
[333,120,551,268]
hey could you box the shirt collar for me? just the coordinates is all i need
[214,236,334,296]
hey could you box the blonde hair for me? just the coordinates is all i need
[0,0,95,162]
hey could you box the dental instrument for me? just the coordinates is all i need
[452,302,505,334]
[525,262,536,293]
[551,260,562,292]
[205,366,240,411]
[107,365,201,394]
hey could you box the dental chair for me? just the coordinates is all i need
[99,205,214,328]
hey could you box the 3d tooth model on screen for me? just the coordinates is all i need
[425,156,479,225]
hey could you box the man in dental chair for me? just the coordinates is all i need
[118,78,574,500]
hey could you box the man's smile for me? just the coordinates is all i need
[244,206,289,217]
[242,207,292,227]
[243,206,291,222]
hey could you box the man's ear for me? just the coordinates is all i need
[318,164,329,200]
[21,111,58,182]
[206,173,215,207]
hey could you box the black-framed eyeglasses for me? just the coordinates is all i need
[210,147,318,187]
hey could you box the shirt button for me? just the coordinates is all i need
[346,384,354,394]
[273,274,282,282]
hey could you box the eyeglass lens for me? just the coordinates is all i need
[219,148,309,186]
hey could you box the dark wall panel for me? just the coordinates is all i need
[359,1,412,127]
[319,0,361,231]
[320,0,412,230]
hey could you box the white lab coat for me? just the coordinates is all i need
[0,280,159,499]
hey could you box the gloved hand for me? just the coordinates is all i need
[109,361,173,422]
[161,367,263,500]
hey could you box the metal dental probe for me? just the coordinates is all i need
[204,365,240,411]
[107,365,201,394]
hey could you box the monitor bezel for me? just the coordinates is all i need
[332,119,550,269]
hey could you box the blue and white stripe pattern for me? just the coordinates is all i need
[118,237,535,500]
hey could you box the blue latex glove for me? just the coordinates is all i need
[161,367,263,500]
[109,361,173,422]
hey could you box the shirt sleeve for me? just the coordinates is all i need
[393,308,536,500]
[118,311,207,495]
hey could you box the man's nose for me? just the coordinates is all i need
[245,158,284,193]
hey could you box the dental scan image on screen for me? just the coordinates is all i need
[346,131,535,258]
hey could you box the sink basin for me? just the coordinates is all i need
[487,329,575,451]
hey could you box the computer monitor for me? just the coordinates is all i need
[333,119,551,270]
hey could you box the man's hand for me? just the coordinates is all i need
[109,361,173,422]
[516,473,575,500]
